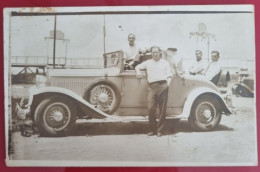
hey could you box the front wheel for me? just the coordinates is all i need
[34,96,77,137]
[188,95,222,131]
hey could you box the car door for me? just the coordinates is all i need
[118,70,188,117]
[118,70,149,116]
[167,76,189,116]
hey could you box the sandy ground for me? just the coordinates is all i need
[8,95,257,166]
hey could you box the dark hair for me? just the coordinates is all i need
[150,46,161,52]
[128,33,135,39]
[167,48,177,52]
[211,50,219,57]
[196,50,202,54]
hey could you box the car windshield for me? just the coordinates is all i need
[104,51,123,68]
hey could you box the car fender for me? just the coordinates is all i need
[235,83,254,93]
[28,86,116,119]
[179,87,232,118]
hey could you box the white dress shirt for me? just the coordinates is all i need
[124,44,140,61]
[135,59,172,83]
[189,59,206,74]
[204,61,221,80]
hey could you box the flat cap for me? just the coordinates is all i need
[167,48,177,52]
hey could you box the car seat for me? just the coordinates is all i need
[211,70,222,86]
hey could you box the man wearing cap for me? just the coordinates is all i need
[202,50,221,80]
[124,33,141,69]
[189,50,205,75]
[135,46,172,137]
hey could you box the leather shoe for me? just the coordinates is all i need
[147,132,157,136]
[157,133,163,137]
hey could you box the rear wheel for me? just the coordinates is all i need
[188,95,222,131]
[34,96,77,137]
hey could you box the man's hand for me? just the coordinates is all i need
[24,104,30,108]
[178,74,184,80]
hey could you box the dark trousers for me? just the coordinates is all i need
[147,81,169,134]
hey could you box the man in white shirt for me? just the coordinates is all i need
[135,46,172,137]
[202,51,221,80]
[124,33,141,69]
[189,50,205,75]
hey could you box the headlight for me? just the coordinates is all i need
[36,75,47,88]
[224,91,233,108]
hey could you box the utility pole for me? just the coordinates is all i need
[53,15,57,69]
[190,23,215,62]
[45,17,69,68]
[103,15,106,54]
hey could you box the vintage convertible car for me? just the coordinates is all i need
[17,51,233,136]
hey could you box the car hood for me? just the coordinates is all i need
[48,67,121,77]
[181,74,220,93]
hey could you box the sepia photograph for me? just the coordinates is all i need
[4,5,257,166]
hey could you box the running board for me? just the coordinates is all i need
[77,115,182,123]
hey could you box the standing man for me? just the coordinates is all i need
[124,33,141,69]
[202,50,221,80]
[189,50,205,75]
[135,46,172,137]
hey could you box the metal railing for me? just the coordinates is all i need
[47,57,66,66]
[11,56,103,68]
[11,56,48,66]
[66,57,103,67]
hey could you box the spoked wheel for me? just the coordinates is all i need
[89,84,116,111]
[34,96,77,137]
[188,95,222,131]
[43,102,71,131]
[84,80,121,114]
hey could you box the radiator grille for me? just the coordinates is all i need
[51,77,96,96]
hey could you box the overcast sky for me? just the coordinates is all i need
[10,12,255,60]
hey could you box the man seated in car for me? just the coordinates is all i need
[124,33,142,70]
[202,50,221,81]
[189,50,206,75]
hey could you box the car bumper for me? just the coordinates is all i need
[222,91,236,115]
[15,85,38,120]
